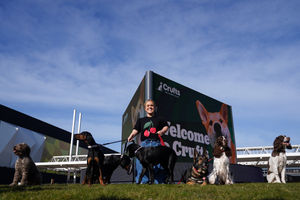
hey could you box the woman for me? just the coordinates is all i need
[127,99,169,183]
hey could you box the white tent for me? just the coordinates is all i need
[0,120,46,168]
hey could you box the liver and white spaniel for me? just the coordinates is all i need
[267,135,292,183]
[208,136,233,184]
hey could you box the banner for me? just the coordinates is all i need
[152,72,236,163]
[121,76,145,151]
[121,71,236,163]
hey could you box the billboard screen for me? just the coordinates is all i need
[121,76,146,152]
[152,72,236,163]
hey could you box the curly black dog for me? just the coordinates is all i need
[10,143,41,186]
[102,154,132,184]
[184,148,209,185]
[74,131,105,185]
[126,142,177,184]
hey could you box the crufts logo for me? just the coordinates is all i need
[157,82,180,98]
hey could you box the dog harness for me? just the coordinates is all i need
[134,146,143,155]
[187,166,207,184]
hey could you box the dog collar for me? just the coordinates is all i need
[134,146,143,154]
[88,145,99,149]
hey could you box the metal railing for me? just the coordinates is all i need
[236,145,300,155]
[236,145,300,169]
[36,153,121,170]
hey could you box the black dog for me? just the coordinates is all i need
[74,131,105,185]
[184,148,209,185]
[126,142,177,184]
[102,154,132,184]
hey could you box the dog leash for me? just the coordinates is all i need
[102,139,128,146]
[134,146,143,154]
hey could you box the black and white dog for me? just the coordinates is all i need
[267,135,292,183]
[125,142,177,184]
[208,136,233,185]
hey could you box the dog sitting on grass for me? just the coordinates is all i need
[74,131,105,185]
[267,135,292,183]
[208,136,233,185]
[184,148,209,185]
[9,143,41,186]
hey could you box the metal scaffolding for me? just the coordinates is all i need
[236,145,300,175]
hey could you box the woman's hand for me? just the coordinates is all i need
[157,126,168,136]
[128,129,138,142]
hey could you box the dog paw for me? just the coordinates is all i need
[201,181,207,186]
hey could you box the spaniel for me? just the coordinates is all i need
[208,136,233,184]
[267,135,292,183]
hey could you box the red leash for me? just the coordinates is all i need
[158,134,165,146]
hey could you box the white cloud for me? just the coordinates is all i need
[1,0,300,152]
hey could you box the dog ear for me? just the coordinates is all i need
[273,135,283,150]
[220,104,228,124]
[195,100,209,126]
[23,143,31,156]
[193,148,199,162]
[203,147,208,158]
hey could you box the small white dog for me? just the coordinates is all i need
[267,135,292,183]
[208,136,233,184]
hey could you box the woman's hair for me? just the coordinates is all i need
[144,99,156,107]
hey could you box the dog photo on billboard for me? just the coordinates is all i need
[195,100,236,163]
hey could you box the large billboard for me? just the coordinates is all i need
[122,76,145,149]
[122,71,236,164]
[152,72,236,163]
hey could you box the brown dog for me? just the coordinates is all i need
[74,131,105,185]
[195,100,236,163]
[10,143,41,186]
[185,148,209,185]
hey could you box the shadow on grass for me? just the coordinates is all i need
[0,185,64,194]
[93,197,133,200]
[260,199,284,200]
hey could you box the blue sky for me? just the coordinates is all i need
[1,0,300,152]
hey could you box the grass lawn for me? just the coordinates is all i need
[1,182,299,200]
